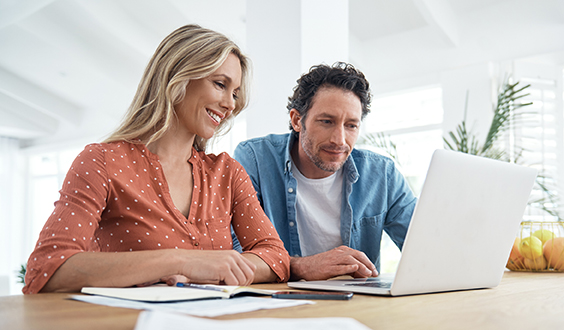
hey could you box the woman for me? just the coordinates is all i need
[23,24,290,294]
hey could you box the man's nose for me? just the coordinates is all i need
[330,126,346,145]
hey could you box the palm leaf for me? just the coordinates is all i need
[360,132,400,164]
[481,81,532,154]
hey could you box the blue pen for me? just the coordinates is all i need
[176,283,229,293]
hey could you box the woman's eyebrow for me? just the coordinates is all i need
[212,73,240,91]
[212,73,232,82]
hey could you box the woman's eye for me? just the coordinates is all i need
[215,81,225,89]
[233,93,239,100]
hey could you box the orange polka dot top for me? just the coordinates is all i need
[23,141,290,294]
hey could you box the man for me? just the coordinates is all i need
[233,62,416,281]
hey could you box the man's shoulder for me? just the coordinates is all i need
[350,148,395,168]
[234,133,290,167]
[237,133,290,150]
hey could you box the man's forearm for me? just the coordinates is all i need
[289,256,307,281]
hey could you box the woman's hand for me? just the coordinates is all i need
[178,250,257,286]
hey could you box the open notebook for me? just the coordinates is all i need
[289,149,537,296]
[81,283,275,302]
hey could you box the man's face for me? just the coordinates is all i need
[291,87,362,179]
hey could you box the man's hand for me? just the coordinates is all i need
[290,246,378,281]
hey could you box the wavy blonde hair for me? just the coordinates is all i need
[104,24,250,151]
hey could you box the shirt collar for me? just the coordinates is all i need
[284,133,296,174]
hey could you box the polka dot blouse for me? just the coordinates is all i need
[23,141,290,294]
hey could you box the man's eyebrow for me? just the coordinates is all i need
[315,112,337,118]
[315,112,360,122]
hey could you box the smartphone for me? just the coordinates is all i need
[272,291,353,300]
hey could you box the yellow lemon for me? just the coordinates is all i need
[518,236,543,259]
[532,229,555,244]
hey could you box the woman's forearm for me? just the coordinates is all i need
[242,253,278,283]
[41,249,263,293]
[41,249,180,292]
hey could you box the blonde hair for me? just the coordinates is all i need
[104,24,250,151]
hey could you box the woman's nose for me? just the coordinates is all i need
[220,93,236,112]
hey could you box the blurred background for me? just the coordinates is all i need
[1,0,564,293]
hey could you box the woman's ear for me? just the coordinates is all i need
[289,109,302,133]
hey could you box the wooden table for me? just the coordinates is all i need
[1,271,563,330]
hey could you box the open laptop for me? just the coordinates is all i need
[288,149,538,296]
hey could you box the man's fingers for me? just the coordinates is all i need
[334,246,377,275]
[323,264,359,279]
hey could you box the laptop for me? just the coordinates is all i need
[288,149,538,296]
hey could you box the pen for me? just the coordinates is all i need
[176,283,229,293]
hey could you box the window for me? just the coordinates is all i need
[512,62,564,221]
[360,86,444,195]
[27,149,81,246]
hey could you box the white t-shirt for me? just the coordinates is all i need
[292,161,343,257]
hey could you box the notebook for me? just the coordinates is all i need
[288,149,538,296]
[81,283,276,302]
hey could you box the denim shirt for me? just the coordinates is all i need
[232,133,417,271]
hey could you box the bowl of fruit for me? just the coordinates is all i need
[507,221,564,272]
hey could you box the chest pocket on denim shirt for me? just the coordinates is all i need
[358,213,384,228]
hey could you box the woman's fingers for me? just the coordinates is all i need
[180,250,257,286]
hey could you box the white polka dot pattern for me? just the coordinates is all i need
[23,141,290,294]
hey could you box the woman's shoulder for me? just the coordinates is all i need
[196,149,239,165]
[76,141,151,166]
[83,141,148,156]
[194,150,244,173]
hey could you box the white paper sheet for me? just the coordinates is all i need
[71,295,314,317]
[134,310,372,330]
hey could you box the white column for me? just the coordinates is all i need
[245,0,303,139]
[300,0,349,72]
[244,0,349,139]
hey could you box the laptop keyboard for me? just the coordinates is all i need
[344,281,392,289]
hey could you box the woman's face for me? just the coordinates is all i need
[175,53,242,140]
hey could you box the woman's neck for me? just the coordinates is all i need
[146,126,196,164]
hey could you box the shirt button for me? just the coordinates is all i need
[288,188,294,193]
[289,221,295,227]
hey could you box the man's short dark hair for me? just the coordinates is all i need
[287,62,372,132]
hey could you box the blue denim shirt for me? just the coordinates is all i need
[232,133,417,271]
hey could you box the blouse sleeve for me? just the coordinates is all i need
[229,160,290,282]
[23,144,109,294]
